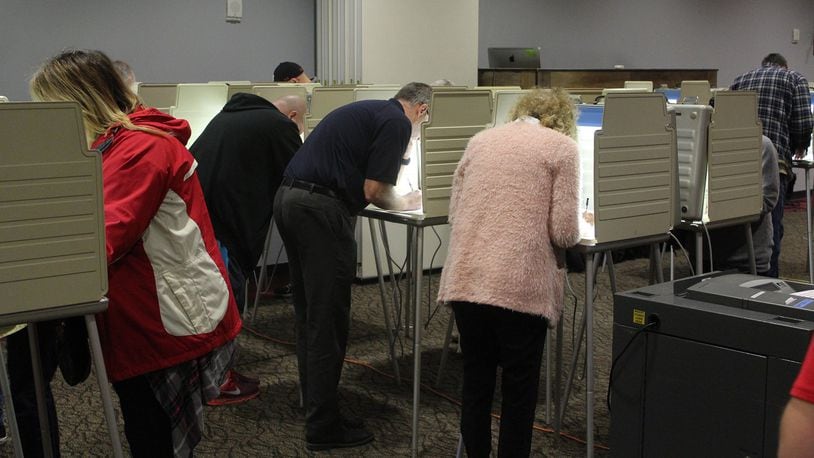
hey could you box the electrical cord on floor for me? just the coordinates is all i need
[606,320,658,415]
[565,270,580,356]
[668,230,695,276]
[242,323,611,452]
[384,251,409,356]
[424,226,444,326]
[701,222,714,273]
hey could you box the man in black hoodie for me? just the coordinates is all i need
[191,92,304,405]
[191,92,305,311]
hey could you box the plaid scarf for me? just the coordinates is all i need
[146,339,237,456]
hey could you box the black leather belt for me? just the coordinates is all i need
[282,177,339,199]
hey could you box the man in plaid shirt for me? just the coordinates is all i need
[731,53,813,278]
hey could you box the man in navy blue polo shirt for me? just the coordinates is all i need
[273,82,430,451]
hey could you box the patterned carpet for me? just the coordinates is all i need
[4,203,814,457]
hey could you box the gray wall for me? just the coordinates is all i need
[3,1,812,100]
[0,0,315,101]
[479,0,814,86]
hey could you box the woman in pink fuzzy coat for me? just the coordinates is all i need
[438,88,581,457]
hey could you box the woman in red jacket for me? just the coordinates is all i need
[30,49,243,456]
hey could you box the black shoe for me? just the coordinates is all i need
[273,283,294,298]
[340,414,365,429]
[306,426,374,451]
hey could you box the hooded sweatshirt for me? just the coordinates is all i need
[92,106,242,382]
[190,93,302,274]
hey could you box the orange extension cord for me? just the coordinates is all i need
[242,325,611,452]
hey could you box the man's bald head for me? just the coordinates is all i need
[273,95,307,135]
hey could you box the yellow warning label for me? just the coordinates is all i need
[633,309,646,326]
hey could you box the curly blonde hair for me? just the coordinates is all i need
[509,88,577,138]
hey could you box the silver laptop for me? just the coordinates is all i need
[487,47,541,68]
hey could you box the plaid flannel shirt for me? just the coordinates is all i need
[731,64,813,175]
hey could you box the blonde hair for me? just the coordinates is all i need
[30,49,158,142]
[509,88,577,138]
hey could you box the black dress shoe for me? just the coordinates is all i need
[306,425,374,451]
[340,414,365,429]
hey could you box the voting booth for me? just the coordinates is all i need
[136,82,178,113]
[791,90,814,192]
[418,90,493,217]
[671,91,763,273]
[0,101,122,456]
[491,89,528,127]
[222,82,253,100]
[170,83,229,145]
[1,103,108,307]
[679,80,712,105]
[576,93,678,245]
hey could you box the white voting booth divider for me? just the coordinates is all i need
[491,89,528,127]
[0,101,123,456]
[136,82,178,114]
[358,90,493,278]
[577,93,679,245]
[170,83,229,146]
[672,91,763,274]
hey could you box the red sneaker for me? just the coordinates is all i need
[207,370,260,406]
[231,370,260,386]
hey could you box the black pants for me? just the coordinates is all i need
[7,321,61,458]
[112,375,174,457]
[273,185,356,439]
[452,302,548,458]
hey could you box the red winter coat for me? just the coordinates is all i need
[92,107,241,382]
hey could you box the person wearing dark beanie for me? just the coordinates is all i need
[274,61,311,83]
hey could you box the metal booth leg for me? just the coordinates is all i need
[435,312,455,387]
[251,220,287,324]
[806,168,813,283]
[27,322,54,458]
[0,336,24,457]
[410,227,424,457]
[557,251,601,449]
[584,252,596,457]
[368,218,402,384]
[554,312,564,433]
[249,221,275,323]
[85,314,124,457]
[744,223,757,275]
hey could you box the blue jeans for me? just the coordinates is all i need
[768,174,787,278]
[217,241,247,313]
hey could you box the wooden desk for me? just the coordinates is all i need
[478,68,718,89]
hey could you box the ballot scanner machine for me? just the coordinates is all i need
[611,272,814,457]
